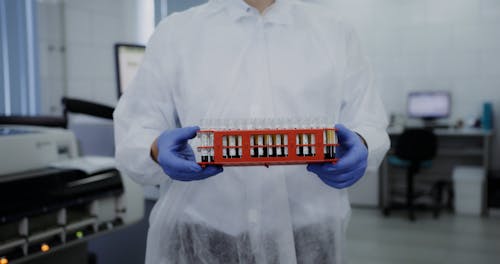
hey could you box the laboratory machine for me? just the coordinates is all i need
[0,125,143,264]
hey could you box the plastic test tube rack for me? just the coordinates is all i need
[197,127,338,167]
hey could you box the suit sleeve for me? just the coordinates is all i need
[338,27,390,170]
[113,20,179,185]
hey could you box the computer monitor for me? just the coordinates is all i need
[114,43,146,97]
[407,91,451,120]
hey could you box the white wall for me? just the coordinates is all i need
[329,0,500,169]
[44,0,154,108]
[37,0,65,115]
[64,0,128,107]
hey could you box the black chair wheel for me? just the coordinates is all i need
[383,207,391,217]
[409,212,416,221]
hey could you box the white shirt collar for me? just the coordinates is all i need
[209,0,294,25]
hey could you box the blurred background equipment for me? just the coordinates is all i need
[0,125,143,264]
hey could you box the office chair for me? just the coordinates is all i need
[385,128,438,221]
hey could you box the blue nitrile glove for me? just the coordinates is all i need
[307,124,368,189]
[156,126,223,181]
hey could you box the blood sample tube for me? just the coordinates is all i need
[208,119,215,162]
[250,134,255,157]
[326,129,335,159]
[310,133,316,156]
[236,119,243,158]
[333,128,338,159]
[303,133,309,156]
[297,133,303,156]
[201,131,209,162]
[275,134,282,157]
[229,134,236,158]
[323,129,328,158]
[258,134,264,157]
[222,136,228,158]
[283,134,288,157]
[267,133,274,157]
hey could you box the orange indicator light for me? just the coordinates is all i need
[0,257,8,264]
[41,243,50,252]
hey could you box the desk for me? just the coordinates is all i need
[381,127,493,210]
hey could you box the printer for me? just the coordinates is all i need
[0,126,78,176]
[0,125,143,263]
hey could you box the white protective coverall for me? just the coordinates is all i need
[113,0,390,263]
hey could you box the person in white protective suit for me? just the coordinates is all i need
[113,0,390,263]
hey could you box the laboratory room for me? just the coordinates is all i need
[1,0,500,263]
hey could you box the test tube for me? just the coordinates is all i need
[296,133,301,156]
[282,134,288,156]
[257,134,264,157]
[236,133,242,158]
[246,119,256,158]
[229,135,236,158]
[238,137,242,158]
[275,133,282,157]
[262,133,268,157]
[220,119,228,159]
[207,119,215,162]
[201,131,209,162]
[311,118,321,156]
[209,131,215,162]
[227,120,237,158]
[320,118,327,158]
[221,135,227,158]
[268,134,274,157]
[268,119,276,157]
[199,120,207,162]
[234,135,240,158]
[310,133,316,156]
[326,129,335,159]
[237,119,243,158]
[257,121,264,157]
[262,119,269,157]
[276,118,285,157]
[324,129,328,159]
[302,123,310,156]
[333,127,338,159]
[220,121,228,158]
[250,135,255,157]
[238,135,243,157]
[196,131,202,161]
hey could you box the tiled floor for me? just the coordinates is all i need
[346,208,500,264]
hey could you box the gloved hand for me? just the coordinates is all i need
[307,124,368,189]
[155,126,223,181]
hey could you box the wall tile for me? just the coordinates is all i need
[65,8,92,44]
[480,0,500,23]
[65,44,95,80]
[399,25,432,55]
[478,23,500,53]
[91,14,122,46]
[451,25,481,53]
[91,79,118,106]
[479,51,500,77]
[66,78,94,101]
[92,44,115,80]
